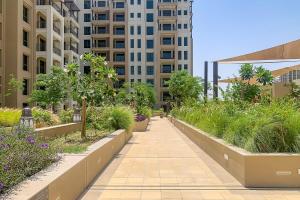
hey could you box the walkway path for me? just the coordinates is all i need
[80,117,300,200]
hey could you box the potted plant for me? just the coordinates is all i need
[133,114,149,132]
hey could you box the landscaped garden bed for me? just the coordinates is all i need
[133,115,149,132]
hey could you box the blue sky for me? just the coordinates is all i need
[193,0,300,83]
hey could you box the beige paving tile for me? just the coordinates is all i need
[80,117,300,200]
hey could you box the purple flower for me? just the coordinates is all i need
[135,114,146,122]
[0,135,4,142]
[39,143,49,149]
[0,182,4,191]
[0,143,10,150]
[26,136,35,145]
[3,164,10,172]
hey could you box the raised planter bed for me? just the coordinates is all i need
[133,118,149,132]
[5,130,132,200]
[35,123,82,139]
[169,117,300,188]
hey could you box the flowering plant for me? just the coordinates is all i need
[135,114,147,122]
[0,127,59,195]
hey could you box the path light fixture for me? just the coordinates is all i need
[73,107,81,122]
[19,107,34,128]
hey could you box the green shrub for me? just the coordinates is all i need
[139,107,152,119]
[0,127,58,194]
[58,109,74,124]
[0,108,21,127]
[106,106,134,131]
[87,106,134,132]
[32,107,60,128]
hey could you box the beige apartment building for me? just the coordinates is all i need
[79,0,193,105]
[0,0,80,108]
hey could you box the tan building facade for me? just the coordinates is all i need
[79,0,193,105]
[0,0,80,108]
[1,0,36,108]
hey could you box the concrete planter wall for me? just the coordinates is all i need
[169,117,300,188]
[35,123,82,139]
[133,119,149,132]
[8,130,132,200]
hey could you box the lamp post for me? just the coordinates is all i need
[19,107,34,128]
[73,107,81,122]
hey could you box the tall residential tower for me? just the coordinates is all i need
[79,0,193,105]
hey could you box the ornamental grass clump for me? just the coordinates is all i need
[171,100,300,153]
[0,127,59,194]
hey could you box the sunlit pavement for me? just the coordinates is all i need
[79,117,300,200]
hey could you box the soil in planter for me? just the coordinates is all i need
[49,129,108,154]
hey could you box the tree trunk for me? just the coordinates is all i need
[81,97,87,139]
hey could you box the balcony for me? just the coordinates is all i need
[65,28,79,38]
[158,0,177,8]
[114,41,125,49]
[113,28,125,35]
[37,20,46,29]
[65,45,78,54]
[53,25,61,35]
[53,46,61,56]
[36,43,46,51]
[36,0,62,15]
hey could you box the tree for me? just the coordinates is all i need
[116,82,156,113]
[67,53,117,106]
[30,66,68,112]
[168,71,203,106]
[230,64,273,102]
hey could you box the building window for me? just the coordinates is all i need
[130,26,134,35]
[130,39,134,48]
[23,54,28,71]
[137,39,141,48]
[38,60,46,74]
[23,79,29,96]
[146,53,154,62]
[98,1,106,7]
[184,10,188,15]
[130,0,134,5]
[84,13,91,22]
[23,30,29,47]
[184,51,188,60]
[146,66,154,75]
[178,51,182,60]
[130,52,134,62]
[146,0,153,9]
[146,13,154,22]
[184,64,188,70]
[146,26,153,35]
[184,37,188,46]
[84,0,91,9]
[147,40,154,48]
[178,24,182,29]
[130,66,134,75]
[138,66,142,75]
[84,40,91,48]
[178,64,182,71]
[138,0,141,5]
[137,26,141,35]
[178,37,182,46]
[146,79,154,85]
[137,53,141,61]
[130,13,134,18]
[115,2,125,8]
[23,6,29,23]
[184,24,188,29]
[116,66,125,75]
[84,27,91,35]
